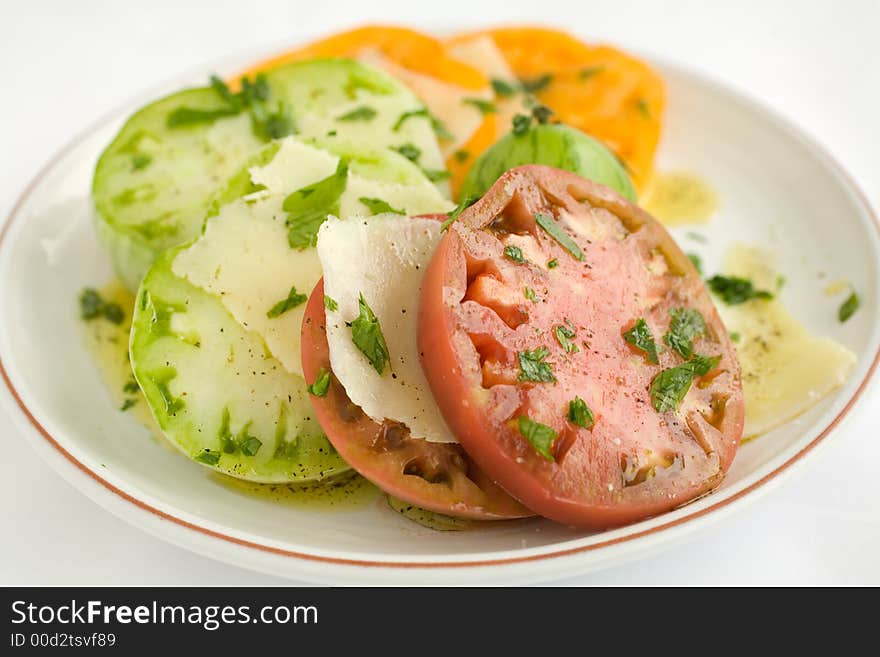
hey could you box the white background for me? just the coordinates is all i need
[1,0,879,585]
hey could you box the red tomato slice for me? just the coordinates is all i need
[418,165,744,528]
[301,279,532,520]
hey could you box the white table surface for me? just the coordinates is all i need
[2,0,878,586]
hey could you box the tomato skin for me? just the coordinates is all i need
[419,165,744,528]
[301,278,531,520]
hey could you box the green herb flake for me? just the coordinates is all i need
[663,308,706,359]
[307,367,332,397]
[579,66,604,80]
[359,197,405,215]
[195,449,221,466]
[534,212,585,261]
[517,346,556,383]
[839,291,860,323]
[517,416,557,461]
[394,143,421,162]
[120,398,137,412]
[167,106,239,128]
[568,397,594,429]
[351,293,390,375]
[284,158,349,249]
[520,73,553,93]
[79,288,103,320]
[491,78,517,96]
[503,244,526,264]
[441,195,478,232]
[421,168,451,182]
[729,331,741,343]
[650,354,721,413]
[393,108,453,140]
[532,105,554,125]
[623,318,659,364]
[512,113,532,136]
[103,303,124,325]
[636,98,651,118]
[524,287,538,302]
[463,98,497,114]
[706,275,774,305]
[554,322,580,354]
[547,258,559,269]
[687,253,703,275]
[267,285,308,318]
[324,295,339,312]
[336,105,377,122]
[453,149,470,163]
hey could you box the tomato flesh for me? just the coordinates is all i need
[419,165,743,528]
[301,280,532,520]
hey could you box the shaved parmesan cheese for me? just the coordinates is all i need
[318,214,456,443]
[357,49,492,157]
[173,137,451,377]
[447,35,517,82]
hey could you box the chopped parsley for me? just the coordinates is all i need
[531,105,553,124]
[359,197,404,215]
[324,295,338,312]
[520,73,553,93]
[167,73,294,140]
[491,78,517,97]
[307,367,331,397]
[441,195,478,231]
[421,168,451,182]
[194,449,221,466]
[266,286,307,318]
[120,398,137,412]
[547,258,559,269]
[839,291,860,323]
[503,244,526,264]
[351,293,390,374]
[636,98,651,119]
[623,318,659,364]
[534,212,584,261]
[706,275,774,305]
[579,66,604,80]
[392,108,453,140]
[463,98,497,114]
[284,158,349,249]
[524,287,538,302]
[729,331,741,343]
[663,308,706,359]
[687,253,703,274]
[554,322,580,354]
[394,143,421,162]
[336,105,377,122]
[453,149,470,163]
[512,113,532,136]
[568,397,594,429]
[123,378,140,395]
[517,416,557,461]
[517,346,556,383]
[650,354,720,413]
[79,288,124,324]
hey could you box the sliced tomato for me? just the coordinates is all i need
[418,165,743,528]
[301,279,531,520]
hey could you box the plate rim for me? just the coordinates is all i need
[1,53,879,575]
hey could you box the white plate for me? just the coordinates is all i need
[1,55,878,585]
